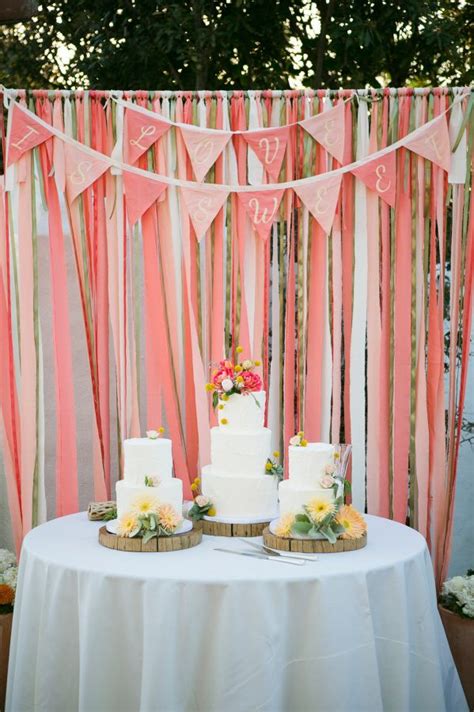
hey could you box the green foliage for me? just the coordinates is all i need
[0,0,470,90]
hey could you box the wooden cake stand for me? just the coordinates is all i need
[99,525,202,552]
[263,527,367,553]
[195,519,271,537]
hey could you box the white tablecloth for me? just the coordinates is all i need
[6,513,467,712]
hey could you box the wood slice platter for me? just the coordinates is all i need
[263,527,367,553]
[98,525,202,552]
[195,519,271,537]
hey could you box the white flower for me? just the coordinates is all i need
[324,463,336,475]
[242,360,253,370]
[289,435,301,447]
[443,576,467,596]
[195,495,210,507]
[0,549,16,574]
[221,378,233,392]
[144,475,161,487]
[2,567,17,590]
[146,430,160,439]
[320,474,335,489]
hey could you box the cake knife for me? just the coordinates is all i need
[239,539,318,563]
[213,548,305,566]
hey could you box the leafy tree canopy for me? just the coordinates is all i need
[0,0,472,89]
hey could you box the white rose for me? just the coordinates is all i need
[320,474,335,489]
[289,435,301,447]
[146,430,159,440]
[195,495,210,507]
[324,463,336,475]
[221,378,233,392]
[242,360,253,370]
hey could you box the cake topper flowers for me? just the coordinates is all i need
[289,431,308,447]
[265,450,284,481]
[188,477,216,520]
[146,427,165,439]
[205,347,262,411]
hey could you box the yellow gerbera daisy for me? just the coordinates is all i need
[274,513,295,538]
[116,512,139,537]
[335,505,367,540]
[306,498,336,523]
[130,493,160,517]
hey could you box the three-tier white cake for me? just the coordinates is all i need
[278,442,336,516]
[116,437,183,519]
[201,391,279,519]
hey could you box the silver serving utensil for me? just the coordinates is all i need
[213,547,305,566]
[239,538,318,563]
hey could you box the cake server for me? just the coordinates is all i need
[213,548,305,566]
[239,539,318,563]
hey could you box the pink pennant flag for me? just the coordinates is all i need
[294,174,342,234]
[123,170,167,225]
[352,150,396,207]
[64,144,109,202]
[7,102,54,165]
[402,114,451,172]
[124,107,171,164]
[242,126,289,182]
[180,185,229,242]
[180,127,231,182]
[300,101,345,164]
[238,189,285,241]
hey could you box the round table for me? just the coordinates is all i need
[6,513,467,712]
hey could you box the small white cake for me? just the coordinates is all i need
[201,390,278,519]
[116,437,183,519]
[279,442,336,516]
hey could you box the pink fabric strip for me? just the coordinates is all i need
[414,97,430,538]
[378,94,391,517]
[392,95,412,523]
[331,212,342,442]
[17,152,37,534]
[366,100,382,514]
[283,193,296,462]
[36,98,79,515]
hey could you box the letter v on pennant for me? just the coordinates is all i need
[237,189,285,241]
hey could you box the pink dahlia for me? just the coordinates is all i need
[212,360,235,389]
[241,370,262,392]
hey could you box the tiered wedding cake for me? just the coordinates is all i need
[116,433,183,519]
[201,357,279,519]
[278,436,337,516]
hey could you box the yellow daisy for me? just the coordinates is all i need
[274,513,295,538]
[116,512,139,537]
[158,504,182,533]
[335,505,367,540]
[306,498,336,523]
[130,493,160,517]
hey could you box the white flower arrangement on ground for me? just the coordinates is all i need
[439,570,474,618]
[116,495,182,542]
[0,548,18,613]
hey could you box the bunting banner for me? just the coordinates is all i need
[300,100,345,163]
[179,185,229,241]
[352,151,397,207]
[241,126,290,181]
[124,106,170,164]
[123,170,168,226]
[0,85,472,594]
[180,126,231,182]
[237,189,285,241]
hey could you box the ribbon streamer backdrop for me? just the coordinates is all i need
[0,87,472,588]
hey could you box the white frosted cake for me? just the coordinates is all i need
[116,436,183,519]
[278,442,336,516]
[201,390,278,519]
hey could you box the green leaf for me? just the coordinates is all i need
[294,513,310,523]
[331,523,346,535]
[142,530,157,544]
[129,526,141,538]
[319,526,337,544]
[149,514,157,530]
[344,480,352,495]
[212,390,219,410]
[292,520,312,534]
